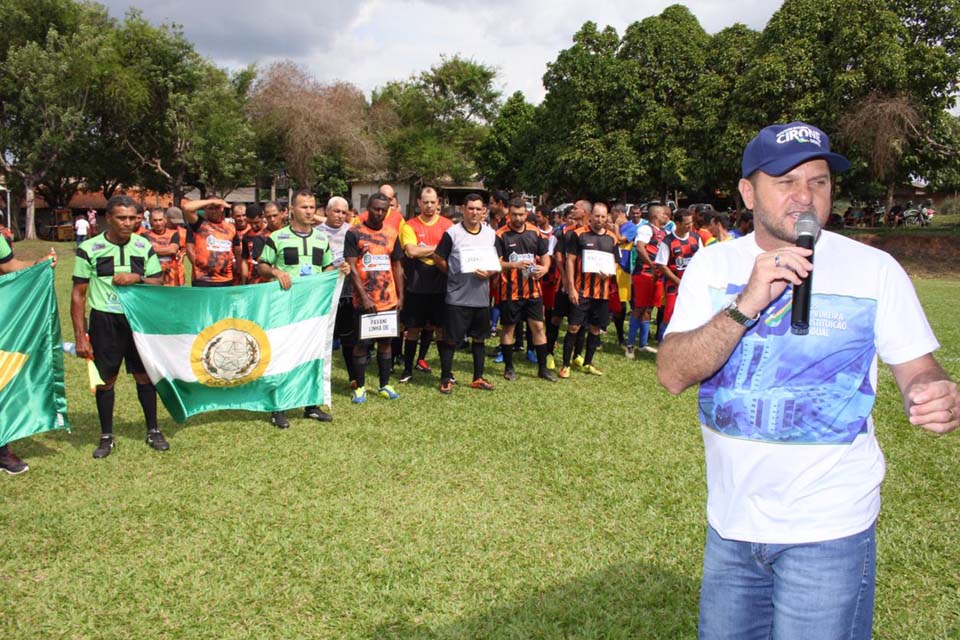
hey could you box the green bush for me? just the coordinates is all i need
[938,196,960,216]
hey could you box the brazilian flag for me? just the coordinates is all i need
[0,262,69,446]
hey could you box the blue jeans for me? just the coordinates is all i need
[699,522,876,640]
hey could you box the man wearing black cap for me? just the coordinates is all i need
[657,121,958,639]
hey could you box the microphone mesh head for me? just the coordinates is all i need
[795,212,820,238]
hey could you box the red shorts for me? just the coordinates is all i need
[662,292,679,328]
[608,284,623,313]
[633,273,663,308]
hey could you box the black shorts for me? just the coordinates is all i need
[551,291,572,320]
[568,298,610,328]
[400,291,446,329]
[443,304,491,344]
[354,307,398,345]
[88,309,146,380]
[500,298,545,326]
[334,297,354,339]
[192,280,232,288]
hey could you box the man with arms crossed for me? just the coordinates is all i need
[657,122,958,639]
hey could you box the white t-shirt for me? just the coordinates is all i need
[75,218,90,235]
[667,231,938,543]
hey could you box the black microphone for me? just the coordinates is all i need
[790,212,820,335]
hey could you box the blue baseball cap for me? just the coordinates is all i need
[741,122,850,178]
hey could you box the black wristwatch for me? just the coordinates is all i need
[724,299,760,328]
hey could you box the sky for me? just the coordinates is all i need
[98,0,783,103]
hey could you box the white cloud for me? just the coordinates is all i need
[99,0,784,103]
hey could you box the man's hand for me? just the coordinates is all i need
[75,333,94,360]
[474,270,491,280]
[360,292,376,313]
[275,271,292,290]
[337,262,351,276]
[907,379,959,434]
[112,273,142,286]
[736,246,813,317]
[531,264,548,279]
[569,289,580,306]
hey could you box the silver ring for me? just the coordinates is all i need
[774,254,781,267]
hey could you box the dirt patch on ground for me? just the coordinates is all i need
[851,233,960,279]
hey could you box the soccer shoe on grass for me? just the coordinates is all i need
[573,354,585,368]
[271,411,291,429]
[378,385,400,400]
[93,435,115,459]
[0,450,28,475]
[526,350,537,363]
[582,364,604,376]
[545,354,556,370]
[624,346,635,359]
[641,345,659,354]
[503,368,518,381]
[438,380,454,394]
[538,369,558,383]
[399,371,414,384]
[470,377,495,391]
[146,429,170,451]
[415,359,432,373]
[493,350,504,364]
[352,387,367,404]
[558,366,571,379]
[303,406,333,422]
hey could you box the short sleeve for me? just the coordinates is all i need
[0,236,12,263]
[636,225,653,244]
[343,230,360,259]
[170,231,181,247]
[322,242,334,268]
[873,257,939,365]
[663,250,717,336]
[73,247,92,282]
[435,232,453,261]
[494,233,505,258]
[564,230,581,257]
[145,249,162,278]
[399,221,416,248]
[259,236,278,266]
[390,235,403,261]
[536,234,548,257]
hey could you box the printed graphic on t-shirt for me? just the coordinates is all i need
[700,284,877,444]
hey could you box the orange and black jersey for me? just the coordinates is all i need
[186,216,239,284]
[566,226,616,300]
[140,227,182,286]
[240,228,270,284]
[495,223,548,301]
[344,222,403,311]
[660,232,701,293]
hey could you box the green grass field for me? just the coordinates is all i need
[2,240,958,639]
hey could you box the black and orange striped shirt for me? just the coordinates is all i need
[566,226,617,300]
[495,223,549,301]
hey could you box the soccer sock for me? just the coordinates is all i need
[515,326,524,352]
[490,307,500,334]
[471,341,485,380]
[546,321,559,353]
[502,343,514,370]
[136,382,159,432]
[353,354,369,388]
[639,320,650,348]
[439,341,455,382]
[341,337,356,382]
[613,309,625,344]
[418,329,433,361]
[585,332,601,366]
[95,388,115,435]
[574,330,586,358]
[535,343,549,373]
[562,331,576,367]
[628,316,642,347]
[403,339,418,374]
[391,337,402,363]
[377,351,392,388]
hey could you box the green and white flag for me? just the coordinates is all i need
[0,262,69,446]
[117,272,343,423]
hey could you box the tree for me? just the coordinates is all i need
[0,12,105,238]
[372,55,500,190]
[248,61,383,192]
[475,91,535,192]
